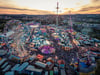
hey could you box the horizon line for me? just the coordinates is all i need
[0,13,100,15]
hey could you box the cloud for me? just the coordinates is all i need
[79,6,100,11]
[0,0,15,7]
[90,0,100,6]
[91,0,100,2]
[0,6,38,11]
[0,0,55,15]
[0,6,55,15]
[0,0,100,15]
[64,8,75,11]
[61,5,100,14]
[76,0,100,13]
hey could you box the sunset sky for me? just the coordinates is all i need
[0,0,100,15]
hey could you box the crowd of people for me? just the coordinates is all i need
[0,21,100,75]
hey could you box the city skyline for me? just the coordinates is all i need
[0,0,100,15]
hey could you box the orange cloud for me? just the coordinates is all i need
[91,0,100,3]
[79,6,100,11]
[0,0,100,15]
[0,6,55,15]
[62,0,100,15]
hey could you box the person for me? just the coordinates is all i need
[54,56,58,62]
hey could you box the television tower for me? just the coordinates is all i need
[56,2,59,25]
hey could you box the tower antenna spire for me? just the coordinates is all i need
[56,2,59,25]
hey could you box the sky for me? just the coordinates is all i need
[0,0,100,15]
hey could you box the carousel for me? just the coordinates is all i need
[39,45,55,54]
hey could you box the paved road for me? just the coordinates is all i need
[11,31,29,57]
